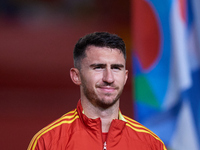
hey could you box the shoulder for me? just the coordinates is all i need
[123,115,167,150]
[28,109,79,150]
[123,115,156,136]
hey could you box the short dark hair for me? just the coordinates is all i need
[73,32,126,69]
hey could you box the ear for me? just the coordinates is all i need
[124,70,128,85]
[70,68,81,85]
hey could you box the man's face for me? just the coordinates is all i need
[79,46,128,108]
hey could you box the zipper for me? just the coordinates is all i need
[103,141,107,150]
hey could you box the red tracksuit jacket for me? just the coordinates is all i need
[28,100,167,150]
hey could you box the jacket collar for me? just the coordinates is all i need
[76,100,126,131]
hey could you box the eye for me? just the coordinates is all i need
[93,65,105,71]
[91,64,106,70]
[111,64,124,71]
[112,66,121,70]
[94,66,103,70]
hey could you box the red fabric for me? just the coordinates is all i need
[28,100,167,150]
[102,132,108,143]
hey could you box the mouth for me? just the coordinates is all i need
[97,86,118,93]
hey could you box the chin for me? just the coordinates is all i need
[96,97,118,109]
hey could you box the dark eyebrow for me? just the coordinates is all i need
[90,63,106,68]
[90,63,125,69]
[111,64,125,68]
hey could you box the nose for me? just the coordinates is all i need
[102,68,114,84]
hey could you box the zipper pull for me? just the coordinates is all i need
[103,142,107,150]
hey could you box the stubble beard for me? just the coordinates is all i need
[81,81,124,109]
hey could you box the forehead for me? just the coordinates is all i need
[84,46,125,63]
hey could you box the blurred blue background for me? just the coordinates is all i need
[132,0,200,150]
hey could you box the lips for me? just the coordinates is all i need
[96,85,118,93]
[100,87,116,92]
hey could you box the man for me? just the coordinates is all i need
[28,32,167,150]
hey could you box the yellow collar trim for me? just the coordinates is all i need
[118,111,126,122]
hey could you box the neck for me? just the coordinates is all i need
[81,99,119,132]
